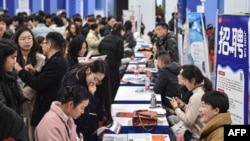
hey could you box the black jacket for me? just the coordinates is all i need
[98,33,124,68]
[18,51,68,126]
[0,72,23,114]
[103,24,112,36]
[124,30,136,49]
[153,62,181,108]
[0,103,29,141]
[157,32,179,62]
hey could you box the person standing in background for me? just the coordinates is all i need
[168,12,178,32]
[64,22,83,42]
[102,16,116,36]
[0,17,11,39]
[86,23,102,56]
[13,27,45,141]
[31,15,53,38]
[0,38,24,115]
[15,32,68,127]
[66,36,89,70]
[98,23,124,101]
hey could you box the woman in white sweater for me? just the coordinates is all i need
[170,64,213,140]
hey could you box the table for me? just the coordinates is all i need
[120,74,154,86]
[114,86,161,104]
[102,133,170,141]
[125,64,158,74]
[111,104,169,134]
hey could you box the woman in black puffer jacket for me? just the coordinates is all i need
[98,22,125,102]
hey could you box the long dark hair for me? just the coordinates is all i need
[76,59,106,84]
[95,63,113,125]
[0,38,23,114]
[66,36,88,65]
[13,26,38,67]
[65,22,82,42]
[111,22,124,37]
[181,64,213,92]
[65,59,113,124]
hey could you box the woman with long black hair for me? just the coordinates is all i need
[0,38,23,114]
[58,59,113,141]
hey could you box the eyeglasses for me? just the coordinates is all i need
[94,76,102,85]
[92,73,102,85]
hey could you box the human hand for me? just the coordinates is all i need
[169,98,178,109]
[144,69,152,78]
[88,82,97,95]
[14,62,23,72]
[174,97,185,108]
[25,64,36,74]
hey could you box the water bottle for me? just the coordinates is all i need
[145,76,150,91]
[150,93,157,107]
[134,62,139,77]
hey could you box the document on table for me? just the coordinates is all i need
[127,133,152,141]
[102,134,127,141]
[102,134,169,141]
[96,120,122,136]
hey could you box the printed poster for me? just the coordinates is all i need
[184,12,211,79]
[122,10,136,32]
[215,15,249,124]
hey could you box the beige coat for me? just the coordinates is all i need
[22,53,45,101]
[175,86,205,140]
[22,53,45,141]
[86,29,102,56]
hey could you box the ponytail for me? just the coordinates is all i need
[203,77,213,91]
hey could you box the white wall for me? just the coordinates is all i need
[165,0,178,23]
[224,0,249,14]
[128,0,155,34]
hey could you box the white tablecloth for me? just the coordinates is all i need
[114,86,161,103]
[103,133,170,141]
[112,104,168,126]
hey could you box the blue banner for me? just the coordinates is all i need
[183,12,210,78]
[215,15,249,124]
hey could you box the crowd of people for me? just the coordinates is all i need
[0,9,231,141]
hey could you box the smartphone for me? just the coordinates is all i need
[165,96,174,101]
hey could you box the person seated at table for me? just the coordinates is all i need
[177,65,193,104]
[170,64,213,140]
[199,90,232,141]
[145,51,181,115]
[145,41,160,68]
[35,85,89,141]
